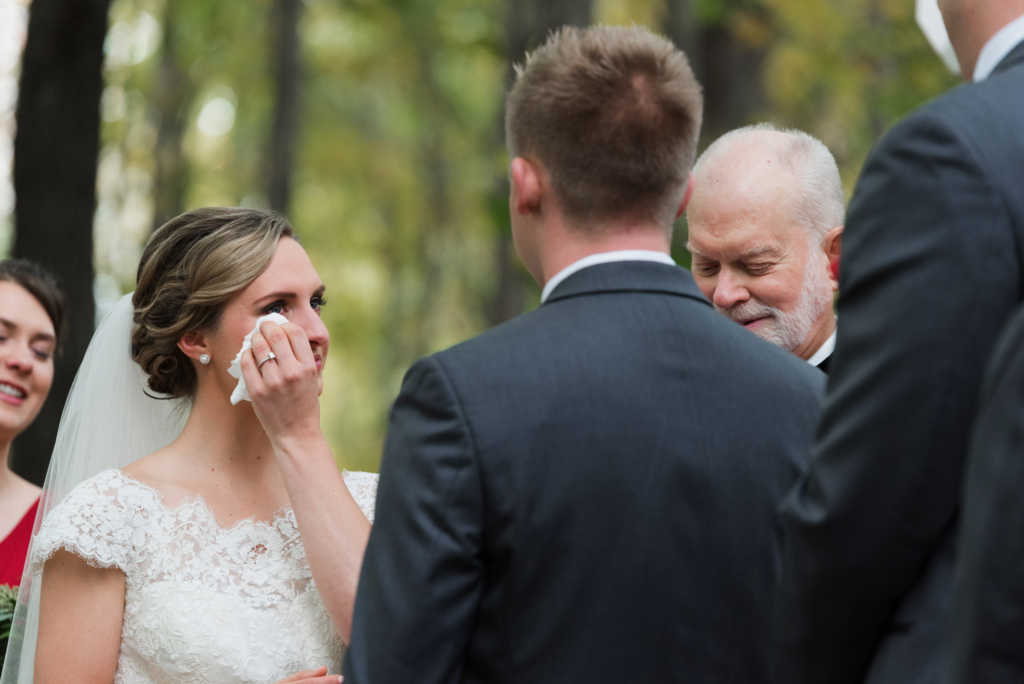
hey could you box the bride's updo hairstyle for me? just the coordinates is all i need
[132,207,295,398]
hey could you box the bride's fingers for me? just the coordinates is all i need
[249,330,282,383]
[298,676,342,684]
[280,322,315,367]
[274,668,343,684]
[239,347,266,395]
[277,667,327,683]
[258,321,301,370]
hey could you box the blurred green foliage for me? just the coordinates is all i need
[86,0,957,472]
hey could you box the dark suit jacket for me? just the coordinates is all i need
[774,41,1024,684]
[343,261,824,684]
[949,304,1024,684]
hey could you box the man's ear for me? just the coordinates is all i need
[178,331,211,364]
[824,226,843,288]
[510,157,542,217]
[676,172,696,219]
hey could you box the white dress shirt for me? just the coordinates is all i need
[540,250,677,303]
[807,326,837,368]
[974,12,1024,82]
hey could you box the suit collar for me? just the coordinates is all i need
[543,260,712,307]
[992,37,1024,77]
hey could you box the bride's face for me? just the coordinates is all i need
[209,237,330,399]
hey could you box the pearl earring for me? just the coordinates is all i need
[199,354,210,365]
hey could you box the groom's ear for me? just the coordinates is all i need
[676,172,696,219]
[178,331,210,362]
[511,157,542,217]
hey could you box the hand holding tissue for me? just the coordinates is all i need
[228,312,289,405]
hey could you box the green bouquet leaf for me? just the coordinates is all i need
[0,584,17,669]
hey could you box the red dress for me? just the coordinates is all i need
[0,498,39,586]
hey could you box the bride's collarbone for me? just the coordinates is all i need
[121,452,290,529]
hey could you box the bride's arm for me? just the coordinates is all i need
[242,321,371,644]
[35,550,125,684]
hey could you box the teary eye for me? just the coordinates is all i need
[264,301,286,315]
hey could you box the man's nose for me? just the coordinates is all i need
[713,269,750,310]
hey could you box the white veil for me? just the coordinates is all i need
[0,293,189,684]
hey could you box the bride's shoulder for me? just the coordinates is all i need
[29,469,159,576]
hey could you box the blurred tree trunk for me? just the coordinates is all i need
[150,0,193,231]
[662,0,770,143]
[11,0,111,485]
[663,0,701,74]
[486,0,594,327]
[266,0,303,214]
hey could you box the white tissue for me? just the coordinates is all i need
[228,312,289,405]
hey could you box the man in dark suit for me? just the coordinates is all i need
[343,25,825,684]
[774,1,1024,683]
[685,123,843,374]
[950,305,1024,684]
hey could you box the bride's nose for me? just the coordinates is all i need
[293,306,329,348]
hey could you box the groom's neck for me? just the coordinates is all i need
[538,221,673,289]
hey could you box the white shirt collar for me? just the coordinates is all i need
[974,13,1024,82]
[540,250,676,303]
[807,321,837,368]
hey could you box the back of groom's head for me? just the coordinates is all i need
[505,25,703,227]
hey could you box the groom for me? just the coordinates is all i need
[343,25,824,684]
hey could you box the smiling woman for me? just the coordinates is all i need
[0,260,65,586]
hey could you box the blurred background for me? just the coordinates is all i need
[0,0,957,481]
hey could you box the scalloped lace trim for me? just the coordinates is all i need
[29,467,379,683]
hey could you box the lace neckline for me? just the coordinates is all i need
[108,468,296,534]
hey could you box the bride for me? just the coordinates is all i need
[0,207,377,684]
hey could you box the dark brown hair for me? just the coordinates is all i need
[132,207,296,398]
[0,260,67,352]
[505,25,704,226]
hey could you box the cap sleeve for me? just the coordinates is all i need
[28,470,135,576]
[343,470,379,524]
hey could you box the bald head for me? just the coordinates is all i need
[689,124,844,247]
[939,0,1024,79]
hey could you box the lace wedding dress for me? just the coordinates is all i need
[27,468,378,684]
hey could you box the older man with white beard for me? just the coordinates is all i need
[685,124,844,372]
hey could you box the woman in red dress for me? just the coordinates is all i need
[0,261,65,586]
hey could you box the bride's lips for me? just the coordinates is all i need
[314,355,323,372]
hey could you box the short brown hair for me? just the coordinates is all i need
[0,260,67,352]
[505,25,703,226]
[132,207,295,398]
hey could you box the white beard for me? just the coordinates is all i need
[716,257,834,353]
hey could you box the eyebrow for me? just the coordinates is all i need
[740,245,781,259]
[0,317,55,343]
[684,243,781,262]
[253,285,326,306]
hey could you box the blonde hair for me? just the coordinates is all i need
[505,25,703,227]
[132,207,295,398]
